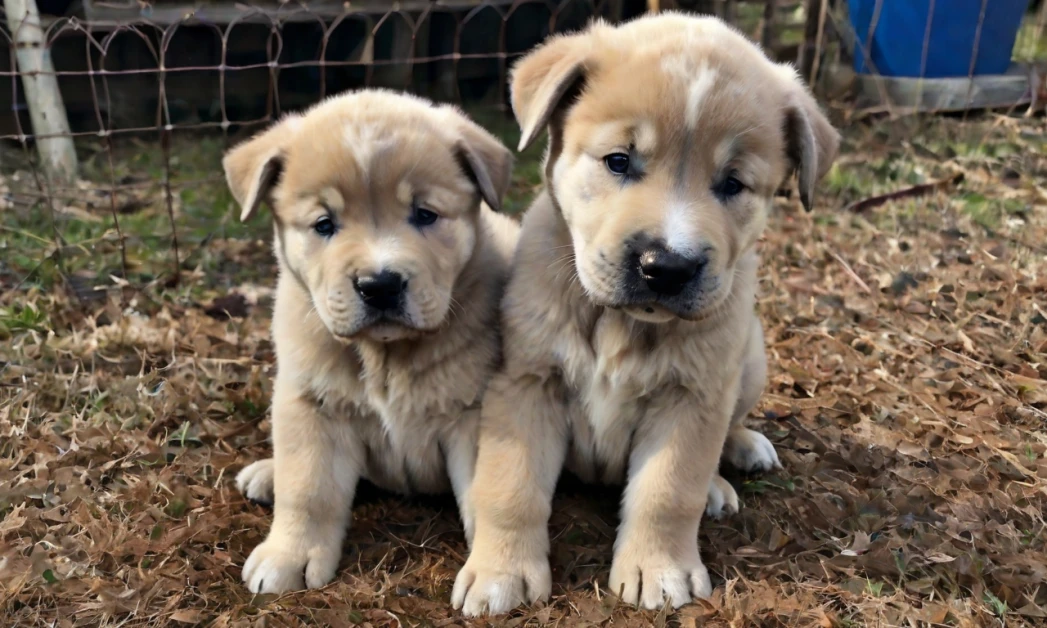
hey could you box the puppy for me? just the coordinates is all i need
[224,90,519,594]
[453,13,838,615]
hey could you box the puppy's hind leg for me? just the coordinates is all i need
[721,317,781,473]
[704,474,739,519]
[705,318,775,518]
[237,458,275,506]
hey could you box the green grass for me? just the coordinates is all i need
[957,192,1029,229]
[1,108,544,295]
[1014,14,1047,61]
[984,590,1009,618]
[0,303,51,338]
[2,109,1047,628]
[825,162,877,202]
[466,107,546,215]
[865,579,886,597]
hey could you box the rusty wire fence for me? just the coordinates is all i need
[0,0,1044,295]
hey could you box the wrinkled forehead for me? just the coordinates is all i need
[572,46,787,175]
[282,114,464,197]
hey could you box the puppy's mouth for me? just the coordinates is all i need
[618,290,728,323]
[322,286,454,344]
[577,239,731,322]
[620,303,677,323]
[332,311,425,343]
[578,269,730,324]
[357,321,423,343]
[604,263,730,324]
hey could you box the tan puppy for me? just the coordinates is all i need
[224,90,519,594]
[453,13,838,615]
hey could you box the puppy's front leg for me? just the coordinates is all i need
[442,408,480,547]
[242,382,362,594]
[610,388,732,610]
[452,373,568,617]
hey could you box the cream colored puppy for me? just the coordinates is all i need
[453,13,838,615]
[224,90,519,594]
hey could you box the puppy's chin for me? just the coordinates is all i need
[618,276,734,324]
[675,286,735,324]
[323,301,451,344]
[358,323,421,343]
[329,322,424,344]
[622,304,676,324]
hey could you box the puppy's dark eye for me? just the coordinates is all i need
[604,153,630,175]
[410,207,439,227]
[715,175,746,199]
[314,216,337,237]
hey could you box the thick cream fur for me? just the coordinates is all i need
[454,13,838,616]
[225,90,519,594]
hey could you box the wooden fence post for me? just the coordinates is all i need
[799,0,828,83]
[4,0,78,185]
[762,0,779,52]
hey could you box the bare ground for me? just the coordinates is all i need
[1,109,1046,627]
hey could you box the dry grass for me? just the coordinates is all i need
[1,108,1046,627]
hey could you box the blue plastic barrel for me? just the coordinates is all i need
[848,0,1030,78]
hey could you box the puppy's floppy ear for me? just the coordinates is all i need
[510,31,591,152]
[779,66,840,212]
[223,115,299,222]
[440,107,514,212]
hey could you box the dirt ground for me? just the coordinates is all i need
[1,108,1046,627]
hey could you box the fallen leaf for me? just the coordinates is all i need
[171,610,206,624]
[841,531,872,557]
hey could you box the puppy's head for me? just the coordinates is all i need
[224,91,512,342]
[511,14,839,322]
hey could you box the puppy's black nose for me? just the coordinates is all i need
[354,270,406,311]
[639,247,702,296]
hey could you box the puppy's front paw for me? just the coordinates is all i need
[723,427,781,473]
[705,474,739,519]
[242,536,340,594]
[451,548,551,617]
[609,545,712,610]
[236,459,275,506]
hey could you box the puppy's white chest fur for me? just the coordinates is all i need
[559,307,750,485]
[568,314,650,483]
[308,341,480,495]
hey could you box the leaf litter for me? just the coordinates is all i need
[1,111,1046,627]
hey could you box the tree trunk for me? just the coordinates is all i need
[5,0,78,184]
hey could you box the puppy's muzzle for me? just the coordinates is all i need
[636,244,706,297]
[354,270,407,312]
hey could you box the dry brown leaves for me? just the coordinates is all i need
[2,112,1046,627]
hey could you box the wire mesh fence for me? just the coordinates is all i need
[1,7,1046,624]
[0,0,1044,294]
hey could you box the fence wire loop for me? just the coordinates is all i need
[0,0,1043,291]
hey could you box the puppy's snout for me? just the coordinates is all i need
[638,246,704,296]
[354,270,407,311]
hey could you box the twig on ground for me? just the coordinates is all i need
[828,248,872,294]
[845,173,966,213]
